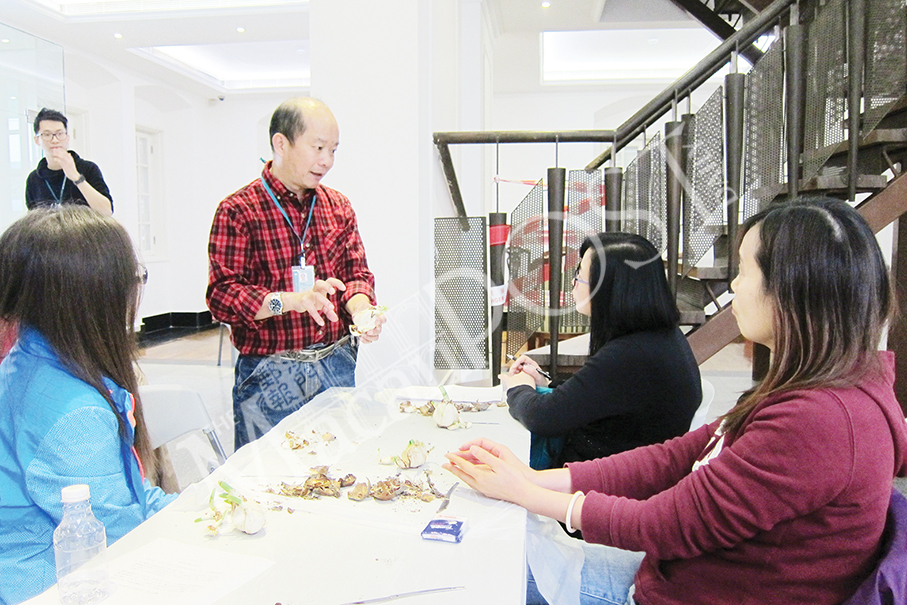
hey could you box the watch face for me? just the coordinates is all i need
[268,295,282,315]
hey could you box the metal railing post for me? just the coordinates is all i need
[435,142,470,231]
[604,167,623,232]
[725,71,746,284]
[847,0,866,202]
[489,213,508,385]
[547,167,566,378]
[665,120,685,297]
[785,7,806,200]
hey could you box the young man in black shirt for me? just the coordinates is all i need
[25,108,113,215]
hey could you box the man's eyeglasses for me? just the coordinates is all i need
[572,266,589,287]
[137,265,148,285]
[38,131,68,141]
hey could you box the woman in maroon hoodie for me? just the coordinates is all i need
[445,198,907,605]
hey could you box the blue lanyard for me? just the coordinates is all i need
[260,177,316,257]
[43,177,67,206]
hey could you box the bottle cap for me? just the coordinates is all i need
[61,484,91,503]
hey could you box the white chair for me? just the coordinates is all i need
[139,384,227,475]
[689,378,716,431]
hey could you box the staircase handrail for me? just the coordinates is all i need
[584,0,798,172]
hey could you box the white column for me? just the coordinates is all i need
[310,0,491,387]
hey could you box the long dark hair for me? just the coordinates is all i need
[722,198,894,435]
[579,232,680,355]
[0,207,156,477]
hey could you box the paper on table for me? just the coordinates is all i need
[394,385,504,404]
[106,538,274,605]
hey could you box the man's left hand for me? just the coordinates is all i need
[354,312,385,343]
[347,294,385,344]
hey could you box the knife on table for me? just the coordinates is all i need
[435,482,458,514]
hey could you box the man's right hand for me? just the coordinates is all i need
[255,278,346,323]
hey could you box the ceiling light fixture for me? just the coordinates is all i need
[541,1,551,7]
[1,39,10,43]
[114,33,123,39]
[236,27,245,33]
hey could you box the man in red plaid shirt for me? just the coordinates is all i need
[207,97,386,449]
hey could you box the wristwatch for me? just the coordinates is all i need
[268,292,284,316]
[72,174,86,185]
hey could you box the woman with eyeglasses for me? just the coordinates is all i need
[0,207,174,605]
[447,199,907,605]
[504,232,701,470]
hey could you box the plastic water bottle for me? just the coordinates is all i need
[53,484,110,604]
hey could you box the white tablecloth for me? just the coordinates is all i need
[25,386,530,605]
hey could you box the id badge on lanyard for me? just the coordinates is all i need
[261,177,318,293]
[292,258,316,292]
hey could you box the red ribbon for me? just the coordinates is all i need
[489,224,510,246]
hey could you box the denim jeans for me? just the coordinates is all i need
[232,339,358,449]
[527,542,644,605]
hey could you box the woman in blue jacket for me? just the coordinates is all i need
[0,207,174,604]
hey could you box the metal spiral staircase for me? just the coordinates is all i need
[433,0,907,407]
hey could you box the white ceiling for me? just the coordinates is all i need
[1,0,711,96]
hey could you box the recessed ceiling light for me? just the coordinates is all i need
[1,39,10,44]
[541,1,551,7]
[10,96,16,100]
[236,27,245,33]
[114,33,123,39]
[649,38,659,45]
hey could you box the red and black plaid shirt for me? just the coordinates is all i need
[206,162,376,355]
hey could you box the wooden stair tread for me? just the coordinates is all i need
[801,128,907,162]
[678,300,707,326]
[752,174,889,202]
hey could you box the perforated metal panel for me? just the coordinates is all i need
[742,37,786,219]
[863,0,907,135]
[801,0,847,183]
[434,217,489,370]
[623,133,667,253]
[683,86,725,275]
[507,180,546,359]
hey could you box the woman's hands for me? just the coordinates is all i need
[443,438,537,505]
[500,371,536,391]
[505,355,550,388]
[443,438,582,528]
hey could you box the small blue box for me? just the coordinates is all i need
[421,516,466,543]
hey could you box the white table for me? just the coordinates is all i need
[25,386,530,605]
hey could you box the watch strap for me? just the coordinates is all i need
[72,174,87,186]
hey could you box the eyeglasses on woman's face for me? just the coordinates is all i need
[572,266,589,287]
